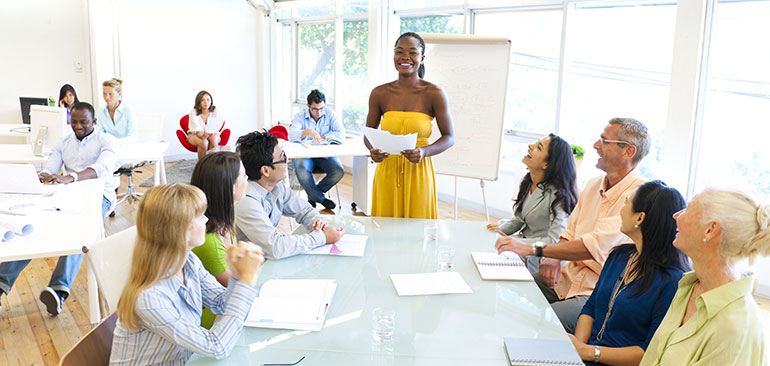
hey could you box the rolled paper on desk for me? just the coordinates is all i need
[0,226,14,241]
[0,216,34,236]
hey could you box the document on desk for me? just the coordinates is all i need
[471,252,533,281]
[307,234,368,256]
[245,279,336,331]
[362,127,417,155]
[390,272,473,296]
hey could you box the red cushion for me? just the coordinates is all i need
[268,125,289,141]
[177,114,230,152]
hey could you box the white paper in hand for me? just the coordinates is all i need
[362,127,417,155]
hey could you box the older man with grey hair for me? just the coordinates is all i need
[495,117,650,333]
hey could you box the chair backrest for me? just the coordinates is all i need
[134,112,165,142]
[83,226,137,313]
[179,114,190,132]
[59,312,117,366]
[268,125,289,141]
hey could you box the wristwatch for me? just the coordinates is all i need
[68,172,78,182]
[532,241,546,257]
[594,345,601,363]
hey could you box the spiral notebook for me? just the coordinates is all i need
[503,337,584,366]
[471,252,533,281]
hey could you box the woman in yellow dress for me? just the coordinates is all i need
[365,32,454,219]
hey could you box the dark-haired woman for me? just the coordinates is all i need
[365,32,454,219]
[567,180,690,365]
[487,134,578,272]
[190,152,249,328]
[57,84,80,124]
[188,90,224,159]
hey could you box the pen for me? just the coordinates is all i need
[0,210,25,216]
[371,218,380,228]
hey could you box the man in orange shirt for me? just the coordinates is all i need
[496,118,649,332]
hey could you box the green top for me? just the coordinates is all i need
[192,232,230,276]
[640,271,767,366]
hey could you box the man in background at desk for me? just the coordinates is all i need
[0,102,116,316]
[288,89,346,210]
[235,131,345,260]
[495,118,649,333]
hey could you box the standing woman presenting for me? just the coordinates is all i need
[365,32,454,219]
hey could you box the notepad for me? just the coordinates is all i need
[245,279,336,331]
[390,272,473,296]
[471,252,533,281]
[503,337,583,366]
[306,234,368,257]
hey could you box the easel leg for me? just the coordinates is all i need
[480,180,489,223]
[454,176,458,220]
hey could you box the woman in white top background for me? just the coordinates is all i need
[188,90,225,159]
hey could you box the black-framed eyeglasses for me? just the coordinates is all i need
[271,150,287,165]
[599,137,633,146]
[310,107,325,113]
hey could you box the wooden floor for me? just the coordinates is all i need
[2,161,769,365]
[0,161,502,365]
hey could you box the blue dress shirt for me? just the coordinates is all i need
[41,129,118,205]
[580,244,685,350]
[288,107,345,143]
[109,252,259,365]
[97,102,138,141]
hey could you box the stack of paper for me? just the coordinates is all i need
[362,127,417,154]
[307,234,368,257]
[245,279,337,331]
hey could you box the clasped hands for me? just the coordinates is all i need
[369,147,423,163]
[225,241,265,286]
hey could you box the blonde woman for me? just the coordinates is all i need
[98,78,138,142]
[640,188,770,365]
[109,184,264,365]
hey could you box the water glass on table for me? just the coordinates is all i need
[423,221,438,242]
[371,307,395,344]
[436,245,456,272]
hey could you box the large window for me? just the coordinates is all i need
[559,3,677,180]
[297,23,336,104]
[693,0,770,195]
[341,19,369,130]
[400,14,464,34]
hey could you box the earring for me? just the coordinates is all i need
[634,224,639,229]
[703,238,707,243]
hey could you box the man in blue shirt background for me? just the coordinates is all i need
[288,89,346,210]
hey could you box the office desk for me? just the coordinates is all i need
[0,124,30,141]
[281,137,372,215]
[0,141,169,186]
[188,217,571,365]
[0,179,104,323]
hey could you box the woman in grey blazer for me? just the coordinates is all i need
[488,134,578,271]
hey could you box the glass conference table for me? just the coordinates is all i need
[188,216,572,366]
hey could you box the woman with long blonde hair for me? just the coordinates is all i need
[109,184,264,365]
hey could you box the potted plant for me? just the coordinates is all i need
[571,144,585,171]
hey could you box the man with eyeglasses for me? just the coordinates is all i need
[234,131,345,259]
[496,118,649,334]
[288,89,346,211]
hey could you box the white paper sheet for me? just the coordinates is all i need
[390,272,473,296]
[307,234,368,257]
[205,116,225,133]
[362,127,418,154]
[245,279,336,331]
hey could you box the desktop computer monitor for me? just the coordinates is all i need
[19,97,49,124]
[29,105,69,156]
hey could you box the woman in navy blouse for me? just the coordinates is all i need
[568,180,690,365]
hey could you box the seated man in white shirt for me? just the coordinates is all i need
[234,130,345,259]
[0,102,117,316]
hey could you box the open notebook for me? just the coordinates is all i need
[471,252,533,281]
[503,337,584,366]
[245,279,336,331]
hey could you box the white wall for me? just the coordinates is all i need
[0,0,92,123]
[114,0,261,158]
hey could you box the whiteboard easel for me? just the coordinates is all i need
[420,34,511,221]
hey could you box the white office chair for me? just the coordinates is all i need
[114,113,165,208]
[82,226,137,316]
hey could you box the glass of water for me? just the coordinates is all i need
[371,307,395,344]
[424,221,438,241]
[437,245,456,272]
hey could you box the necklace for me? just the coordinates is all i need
[596,253,636,341]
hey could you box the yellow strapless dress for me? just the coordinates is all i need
[371,111,437,219]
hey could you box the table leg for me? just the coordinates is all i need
[159,157,167,184]
[352,156,373,215]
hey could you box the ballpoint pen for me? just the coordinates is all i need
[371,218,380,228]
